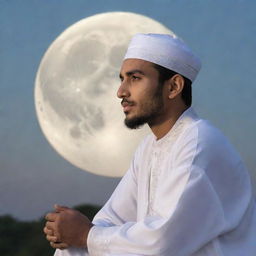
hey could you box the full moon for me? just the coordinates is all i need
[35,12,173,177]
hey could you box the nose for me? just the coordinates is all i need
[117,81,130,99]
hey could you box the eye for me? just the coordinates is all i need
[131,75,140,81]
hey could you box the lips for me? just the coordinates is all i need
[121,99,134,113]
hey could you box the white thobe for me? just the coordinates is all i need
[55,108,256,256]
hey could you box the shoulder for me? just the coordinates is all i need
[176,113,234,150]
[191,119,239,157]
[173,113,243,169]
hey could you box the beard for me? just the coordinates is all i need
[124,83,164,129]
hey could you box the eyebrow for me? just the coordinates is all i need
[119,69,145,80]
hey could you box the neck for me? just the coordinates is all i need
[149,104,189,140]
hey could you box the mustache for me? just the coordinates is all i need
[121,99,135,106]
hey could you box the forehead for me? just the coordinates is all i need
[120,58,157,75]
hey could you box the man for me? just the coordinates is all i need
[44,33,256,255]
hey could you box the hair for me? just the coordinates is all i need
[153,64,192,107]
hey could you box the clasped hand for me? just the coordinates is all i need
[44,204,93,250]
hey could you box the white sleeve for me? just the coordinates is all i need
[91,154,139,227]
[54,247,89,256]
[87,172,226,255]
[52,150,140,256]
[87,128,252,256]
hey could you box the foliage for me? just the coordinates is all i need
[0,204,100,256]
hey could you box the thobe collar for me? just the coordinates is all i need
[152,107,200,148]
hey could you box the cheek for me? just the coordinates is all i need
[131,80,159,102]
[131,88,147,101]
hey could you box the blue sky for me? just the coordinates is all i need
[0,0,255,220]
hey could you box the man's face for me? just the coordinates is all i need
[117,59,165,129]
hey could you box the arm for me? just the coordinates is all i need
[88,169,226,256]
[87,126,252,256]
[92,158,138,228]
[44,152,140,253]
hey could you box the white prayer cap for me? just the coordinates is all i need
[124,33,201,82]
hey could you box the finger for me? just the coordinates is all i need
[54,204,70,212]
[43,226,53,235]
[46,221,56,230]
[45,212,58,221]
[46,234,59,243]
[50,242,69,249]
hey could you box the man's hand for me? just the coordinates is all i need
[44,205,93,249]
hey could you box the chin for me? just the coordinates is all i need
[124,115,147,130]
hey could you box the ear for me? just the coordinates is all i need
[167,74,184,99]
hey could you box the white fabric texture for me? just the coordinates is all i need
[55,108,256,256]
[54,248,89,256]
[124,33,201,82]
